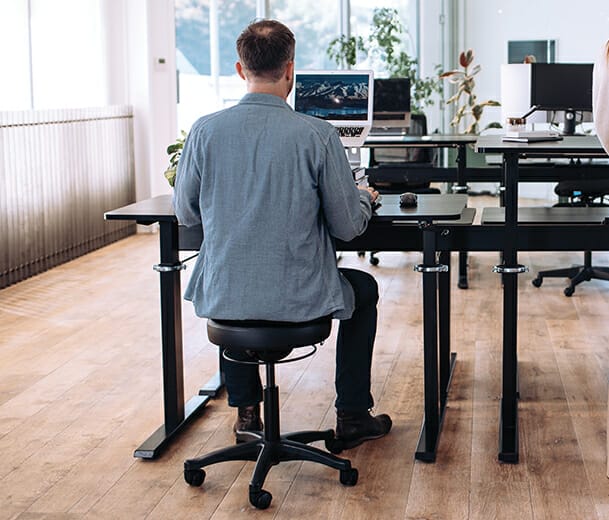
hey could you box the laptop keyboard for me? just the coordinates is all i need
[336,126,364,138]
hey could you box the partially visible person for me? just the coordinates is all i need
[593,40,609,152]
[173,19,392,450]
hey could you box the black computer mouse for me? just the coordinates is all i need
[399,192,418,208]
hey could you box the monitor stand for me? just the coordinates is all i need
[562,110,576,135]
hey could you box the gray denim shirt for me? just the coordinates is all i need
[173,93,373,321]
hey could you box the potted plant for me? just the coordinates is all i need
[164,130,187,187]
[326,7,442,114]
[439,49,501,134]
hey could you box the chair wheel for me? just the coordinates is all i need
[532,277,542,288]
[564,286,575,297]
[357,251,365,257]
[249,488,272,509]
[184,468,205,487]
[340,467,358,486]
[325,437,344,454]
[369,256,380,266]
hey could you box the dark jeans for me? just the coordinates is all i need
[220,268,378,413]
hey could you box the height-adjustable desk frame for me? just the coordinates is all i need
[105,194,472,462]
[105,138,609,464]
[475,135,609,463]
[105,198,224,459]
[363,134,477,289]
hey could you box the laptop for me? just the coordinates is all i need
[292,70,374,147]
[370,77,411,135]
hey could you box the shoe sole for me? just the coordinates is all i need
[234,429,262,444]
[337,431,389,450]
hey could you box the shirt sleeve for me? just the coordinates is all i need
[593,41,609,154]
[318,130,372,242]
[173,127,203,227]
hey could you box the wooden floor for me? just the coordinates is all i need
[2,206,609,518]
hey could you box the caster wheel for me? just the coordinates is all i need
[357,251,365,258]
[564,286,575,297]
[249,488,272,509]
[325,437,344,454]
[184,468,205,487]
[370,256,379,266]
[339,467,358,486]
[532,277,542,288]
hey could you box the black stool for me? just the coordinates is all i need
[184,317,357,510]
[532,179,609,296]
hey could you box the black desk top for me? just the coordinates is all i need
[365,134,477,147]
[105,193,468,225]
[481,206,609,225]
[475,135,607,157]
[105,194,175,223]
[373,194,467,222]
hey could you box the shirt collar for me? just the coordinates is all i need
[239,92,291,109]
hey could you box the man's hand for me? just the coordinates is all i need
[360,186,379,203]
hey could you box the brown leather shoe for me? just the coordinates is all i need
[233,404,263,435]
[335,410,392,450]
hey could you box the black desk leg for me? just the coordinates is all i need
[438,251,457,408]
[454,144,469,289]
[135,220,212,459]
[198,350,225,397]
[497,152,521,463]
[415,226,449,462]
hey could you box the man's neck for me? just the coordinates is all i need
[246,82,287,100]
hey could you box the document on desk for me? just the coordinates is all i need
[501,131,563,143]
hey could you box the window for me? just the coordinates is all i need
[350,0,417,75]
[269,0,339,70]
[0,0,106,110]
[0,0,33,110]
[175,0,257,131]
[174,1,420,129]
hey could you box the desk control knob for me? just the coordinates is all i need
[414,264,449,273]
[492,264,529,274]
[153,262,187,273]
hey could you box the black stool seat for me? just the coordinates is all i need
[184,316,357,510]
[207,316,332,352]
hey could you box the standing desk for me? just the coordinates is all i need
[475,135,609,463]
[105,197,224,459]
[364,134,477,290]
[105,193,473,461]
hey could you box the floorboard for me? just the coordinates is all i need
[2,202,609,519]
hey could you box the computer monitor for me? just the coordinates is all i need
[372,77,411,130]
[292,70,374,147]
[530,63,593,135]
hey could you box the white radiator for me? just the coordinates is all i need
[0,105,136,288]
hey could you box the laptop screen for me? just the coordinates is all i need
[293,71,372,123]
[374,78,410,114]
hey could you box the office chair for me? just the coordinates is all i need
[360,113,440,265]
[531,179,609,296]
[183,317,358,510]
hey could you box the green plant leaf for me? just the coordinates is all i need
[164,168,176,187]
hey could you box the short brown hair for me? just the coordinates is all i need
[236,20,295,81]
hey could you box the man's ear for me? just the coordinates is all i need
[236,61,246,80]
[285,60,295,80]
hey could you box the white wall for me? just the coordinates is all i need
[103,0,178,202]
[457,0,609,198]
[462,0,609,131]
